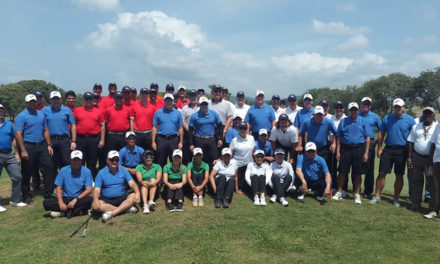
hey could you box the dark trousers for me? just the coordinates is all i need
[428,163,440,212]
[0,150,23,203]
[21,143,54,199]
[194,136,218,167]
[51,137,71,176]
[135,132,152,153]
[271,175,292,199]
[77,135,99,176]
[409,152,433,206]
[330,152,347,191]
[98,133,107,170]
[215,175,235,200]
[250,175,266,194]
[361,141,376,195]
[191,172,205,186]
[107,133,126,153]
[166,180,184,201]
[43,196,92,217]
[306,178,326,196]
[237,166,248,192]
[182,131,192,165]
[155,135,178,168]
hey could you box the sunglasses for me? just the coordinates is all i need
[304,99,312,103]
[144,155,154,160]
[109,158,119,162]
[256,155,264,158]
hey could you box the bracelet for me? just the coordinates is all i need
[21,150,27,153]
[48,143,52,146]
[72,141,76,143]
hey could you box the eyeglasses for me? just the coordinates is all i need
[256,155,264,159]
[304,99,312,103]
[144,155,154,160]
[109,158,119,162]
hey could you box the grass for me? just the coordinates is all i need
[1,159,440,264]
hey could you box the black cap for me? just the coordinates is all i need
[108,82,117,89]
[166,83,175,92]
[143,150,154,157]
[34,91,43,97]
[140,88,149,94]
[93,83,102,89]
[222,87,228,92]
[131,87,137,93]
[188,89,197,97]
[212,84,222,92]
[197,88,205,94]
[92,93,99,99]
[233,115,242,120]
[280,100,286,106]
[239,122,247,129]
[83,92,93,100]
[287,94,297,101]
[150,82,159,90]
[173,91,179,98]
[236,91,245,98]
[279,114,289,121]
[334,101,344,108]
[272,94,280,101]
[114,91,123,99]
[319,100,329,106]
[122,86,131,93]
[149,88,157,94]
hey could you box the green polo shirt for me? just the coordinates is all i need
[135,163,162,181]
[163,163,187,181]
[187,161,209,174]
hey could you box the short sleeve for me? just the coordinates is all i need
[67,108,75,125]
[244,110,250,123]
[83,168,93,187]
[269,108,275,121]
[407,125,416,142]
[329,120,337,134]
[226,102,233,117]
[431,125,440,144]
[293,113,300,127]
[123,167,134,182]
[336,119,343,137]
[135,164,143,173]
[214,111,222,124]
[98,109,105,124]
[229,138,237,151]
[155,164,162,172]
[379,116,386,132]
[299,120,307,134]
[202,162,209,172]
[152,111,160,126]
[187,162,193,171]
[189,113,196,128]
[94,172,103,188]
[14,113,24,131]
[320,157,329,174]
[177,111,184,127]
[182,165,188,174]
[54,169,64,187]
[213,162,221,171]
[291,128,298,143]
[269,127,277,141]
[296,155,304,169]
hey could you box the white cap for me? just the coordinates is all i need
[393,98,404,107]
[25,94,37,102]
[164,93,174,101]
[254,150,265,156]
[198,96,209,104]
[221,148,232,156]
[348,102,359,110]
[303,93,313,100]
[314,105,325,114]
[172,149,183,157]
[125,131,135,139]
[256,90,264,96]
[305,142,317,151]
[50,91,62,99]
[361,97,372,103]
[70,150,83,159]
[107,150,119,159]
[193,147,203,155]
[274,149,285,155]
[259,128,268,135]
[0,104,4,109]
[178,85,186,91]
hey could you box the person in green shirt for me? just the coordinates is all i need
[135,150,162,214]
[163,149,187,212]
[187,148,210,207]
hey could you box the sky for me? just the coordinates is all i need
[1,0,440,97]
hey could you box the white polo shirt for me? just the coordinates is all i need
[213,159,238,180]
[270,126,298,147]
[408,121,437,155]
[246,162,272,176]
[233,103,250,120]
[230,134,256,167]
[270,160,294,180]
[284,106,303,124]
[272,107,285,121]
[329,114,346,142]
[209,99,233,125]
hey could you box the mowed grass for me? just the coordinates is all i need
[1,159,440,264]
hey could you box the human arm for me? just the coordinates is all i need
[70,124,77,150]
[43,128,53,156]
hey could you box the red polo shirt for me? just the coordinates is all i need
[148,96,164,109]
[103,104,134,132]
[74,106,104,135]
[132,101,157,131]
[100,95,114,110]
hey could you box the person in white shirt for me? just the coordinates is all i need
[209,148,238,209]
[270,114,298,164]
[320,100,333,119]
[284,94,303,125]
[407,107,437,213]
[270,149,295,207]
[233,91,250,120]
[271,95,285,121]
[245,150,272,206]
[329,101,347,194]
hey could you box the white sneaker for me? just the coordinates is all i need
[129,206,138,213]
[50,211,65,218]
[392,199,400,207]
[332,192,342,200]
[143,205,150,214]
[198,196,204,207]
[192,196,198,206]
[369,196,380,204]
[260,196,266,206]
[0,205,6,212]
[341,190,347,198]
[286,185,296,193]
[316,196,324,201]
[354,194,362,204]
[9,201,28,207]
[270,194,277,203]
[297,194,304,200]
[254,196,261,206]
[424,211,438,219]
[102,212,113,223]
[148,200,156,210]
[280,197,289,207]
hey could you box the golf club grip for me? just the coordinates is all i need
[70,216,92,238]
[82,229,87,237]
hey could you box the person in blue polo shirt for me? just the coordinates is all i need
[255,128,274,163]
[225,115,241,147]
[15,94,54,204]
[93,150,140,223]
[119,131,144,178]
[294,94,315,149]
[188,96,223,166]
[152,93,184,167]
[43,150,93,218]
[370,98,416,206]
[333,102,370,204]
[42,91,77,177]
[296,142,331,201]
[244,90,276,140]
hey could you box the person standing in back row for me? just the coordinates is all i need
[245,90,276,141]
[181,89,199,165]
[208,85,233,141]
[132,88,157,152]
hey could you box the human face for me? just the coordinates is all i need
[304,99,313,109]
[305,150,316,160]
[258,134,267,143]
[222,90,228,100]
[322,105,329,114]
[0,107,4,119]
[256,94,264,105]
[178,89,186,98]
[164,99,173,110]
[189,94,197,104]
[255,154,264,165]
[107,157,119,171]
[272,100,279,109]
[422,111,435,126]
[71,158,82,171]
[232,118,242,128]
[212,89,222,101]
[50,97,62,109]
[237,97,244,106]
[84,97,93,107]
[349,108,358,119]
[194,153,203,163]
[139,92,148,101]
[123,92,131,101]
[279,119,289,130]
[314,113,323,123]
[200,103,209,113]
[239,126,247,136]
[360,101,371,114]
[26,100,37,111]
[172,155,182,165]
[66,95,76,108]
[334,106,344,117]
[108,87,116,95]
[93,87,102,96]
[36,96,44,105]
[143,154,154,165]
[288,99,297,109]
[275,153,284,164]
[222,154,231,163]
[126,136,136,147]
[130,91,137,101]
[114,97,123,107]
[393,105,404,116]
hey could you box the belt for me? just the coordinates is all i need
[108,131,125,135]
[135,130,152,134]
[78,134,99,138]
[386,145,406,150]
[158,134,178,139]
[0,149,12,154]
[194,134,214,139]
[24,141,45,146]
[341,143,363,149]
[414,151,429,158]
[50,135,69,140]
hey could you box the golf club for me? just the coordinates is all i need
[70,215,92,238]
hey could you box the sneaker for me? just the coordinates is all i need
[166,203,175,212]
[280,197,289,207]
[260,196,266,206]
[102,212,113,223]
[223,198,230,208]
[369,196,381,204]
[147,200,156,210]
[316,196,324,201]
[410,204,420,212]
[341,190,347,198]
[50,211,65,218]
[286,185,296,193]
[253,196,260,206]
[354,194,361,204]
[192,196,198,207]
[392,199,400,207]
[9,201,28,207]
[24,197,33,204]
[269,194,277,203]
[143,205,150,214]
[128,206,138,213]
[175,202,184,212]
[297,194,304,200]
[0,205,6,213]
[198,196,204,206]
[424,211,438,219]
[332,192,342,200]
[214,199,221,208]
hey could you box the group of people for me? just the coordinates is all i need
[1,82,440,222]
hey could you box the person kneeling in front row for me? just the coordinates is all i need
[43,150,93,218]
[269,149,294,207]
[92,150,140,223]
[245,150,272,206]
[210,148,238,208]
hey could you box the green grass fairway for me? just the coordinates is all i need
[1,162,440,264]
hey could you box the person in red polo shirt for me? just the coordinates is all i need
[133,88,157,151]
[103,91,134,153]
[65,91,76,113]
[74,92,106,176]
[148,83,164,109]
[101,82,117,110]
[92,83,104,108]
[130,87,138,104]
[177,86,189,109]
[122,86,134,108]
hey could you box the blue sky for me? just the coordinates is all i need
[1,0,439,97]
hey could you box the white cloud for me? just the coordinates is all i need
[357,53,386,66]
[312,19,370,35]
[71,0,119,11]
[405,34,439,45]
[399,53,440,75]
[337,3,357,12]
[335,34,369,51]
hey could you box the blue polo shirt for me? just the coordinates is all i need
[256,140,273,157]
[244,103,276,133]
[15,108,48,143]
[380,112,415,146]
[299,118,336,149]
[119,145,144,168]
[42,105,75,136]
[225,127,239,144]
[358,111,382,139]
[153,107,183,136]
[294,107,315,128]
[337,116,367,145]
[297,154,329,181]
[54,165,93,199]
[0,120,15,150]
[189,109,222,137]
[95,166,133,198]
